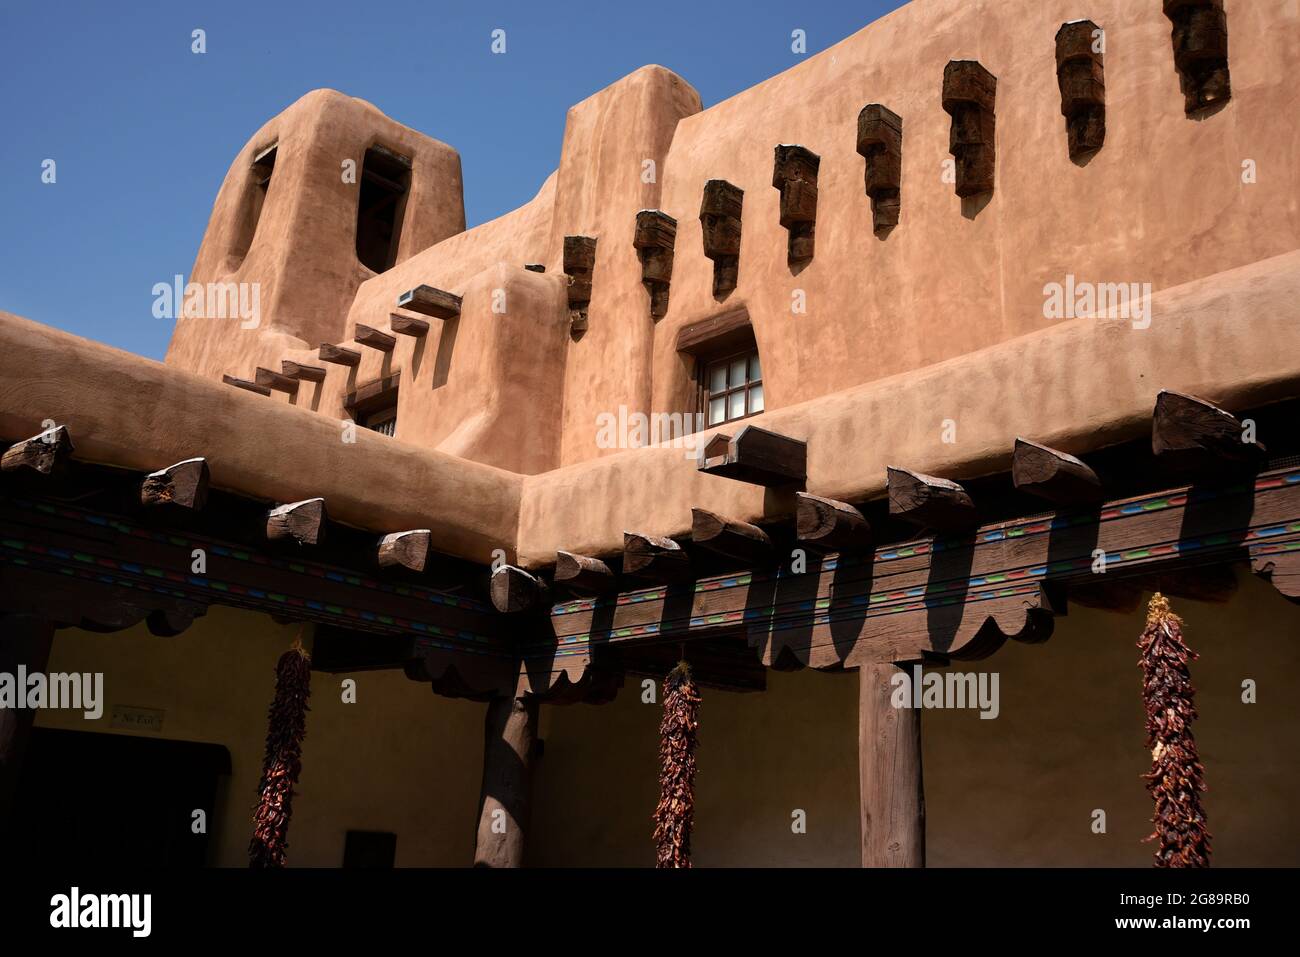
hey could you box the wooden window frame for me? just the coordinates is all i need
[675,308,764,426]
[344,371,400,438]
[699,350,763,427]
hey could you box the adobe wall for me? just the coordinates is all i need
[163,0,1300,479]
[33,568,1300,866]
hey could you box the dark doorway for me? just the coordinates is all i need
[12,728,231,867]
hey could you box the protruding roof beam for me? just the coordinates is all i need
[623,531,692,583]
[266,498,327,546]
[397,285,462,320]
[1,425,74,476]
[354,324,396,353]
[1012,437,1102,506]
[281,359,326,383]
[318,343,362,367]
[389,314,430,337]
[377,529,431,573]
[1152,390,1265,472]
[554,550,616,594]
[255,366,299,395]
[796,492,872,552]
[490,564,547,613]
[691,508,772,564]
[141,457,209,510]
[222,374,271,396]
[887,467,977,532]
[698,425,807,487]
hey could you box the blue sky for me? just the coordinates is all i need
[0,0,907,359]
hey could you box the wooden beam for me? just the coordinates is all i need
[887,467,977,531]
[281,359,326,383]
[141,457,209,510]
[796,492,872,552]
[697,425,807,487]
[859,662,924,867]
[474,694,538,867]
[222,374,271,396]
[690,507,773,564]
[353,324,396,352]
[1012,437,1102,505]
[1152,390,1265,473]
[1,426,74,476]
[490,564,547,613]
[255,366,299,395]
[554,550,616,594]
[377,529,431,573]
[318,343,362,367]
[623,531,692,583]
[389,314,430,337]
[266,498,327,546]
[397,285,463,320]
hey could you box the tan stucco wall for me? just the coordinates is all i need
[32,568,1300,867]
[161,0,1300,478]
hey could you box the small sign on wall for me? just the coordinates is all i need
[110,705,165,733]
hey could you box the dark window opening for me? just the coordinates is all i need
[343,830,396,868]
[232,142,277,265]
[346,372,400,438]
[356,145,412,273]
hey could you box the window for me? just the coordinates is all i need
[345,372,399,438]
[355,145,411,273]
[703,351,763,426]
[360,403,397,437]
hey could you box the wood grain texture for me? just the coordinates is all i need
[858,662,924,867]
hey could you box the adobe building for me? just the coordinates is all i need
[2,0,1298,867]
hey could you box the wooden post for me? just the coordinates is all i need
[0,614,55,838]
[858,662,924,867]
[474,694,539,868]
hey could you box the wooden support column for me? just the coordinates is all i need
[474,694,539,868]
[0,613,55,838]
[858,662,924,868]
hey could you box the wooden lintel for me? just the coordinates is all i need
[623,531,692,583]
[397,285,463,320]
[887,467,977,531]
[354,324,396,352]
[281,360,327,383]
[1012,437,1102,505]
[318,343,362,367]
[554,550,616,594]
[222,374,271,396]
[266,498,327,546]
[796,492,872,552]
[255,366,299,395]
[1153,390,1265,473]
[491,564,547,614]
[697,425,807,487]
[141,458,209,510]
[389,314,430,337]
[1,425,74,476]
[690,508,773,564]
[377,529,431,573]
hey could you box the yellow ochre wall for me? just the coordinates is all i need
[35,568,1300,867]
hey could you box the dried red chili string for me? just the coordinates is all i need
[1138,593,1211,868]
[652,660,700,868]
[249,636,312,868]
